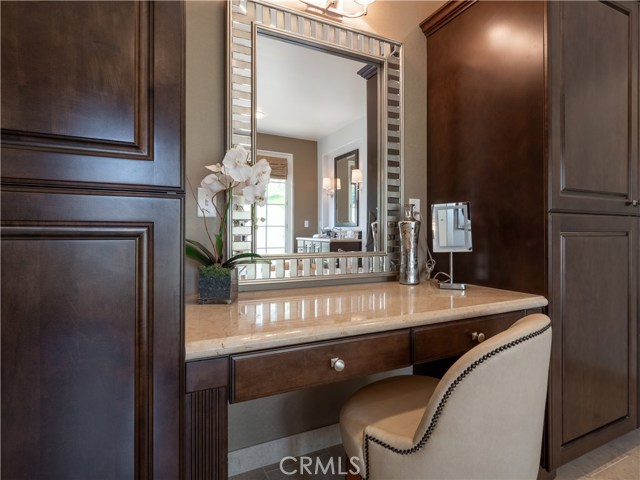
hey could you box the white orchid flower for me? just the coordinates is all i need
[242,183,267,206]
[222,146,252,182]
[251,158,272,186]
[193,146,272,265]
[231,181,247,197]
[201,173,233,195]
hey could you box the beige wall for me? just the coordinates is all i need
[186,0,446,452]
[185,0,227,295]
[257,133,319,241]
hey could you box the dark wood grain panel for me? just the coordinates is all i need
[231,331,411,403]
[550,214,638,464]
[185,388,228,480]
[2,225,151,479]
[422,0,640,472]
[186,357,229,393]
[0,1,184,190]
[2,2,147,149]
[1,188,184,479]
[549,1,638,214]
[420,0,477,36]
[412,311,524,364]
[425,0,547,295]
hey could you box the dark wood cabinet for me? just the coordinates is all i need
[412,311,523,364]
[1,189,184,479]
[549,1,638,215]
[185,358,229,480]
[230,331,411,402]
[422,0,639,471]
[1,1,185,478]
[1,1,184,191]
[549,214,638,463]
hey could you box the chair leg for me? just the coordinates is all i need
[346,471,363,480]
[345,455,363,480]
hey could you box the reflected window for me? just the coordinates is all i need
[255,179,289,255]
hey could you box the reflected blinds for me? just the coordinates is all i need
[260,154,288,180]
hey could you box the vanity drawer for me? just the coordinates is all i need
[230,331,411,402]
[412,311,525,364]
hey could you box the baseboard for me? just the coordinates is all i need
[228,423,342,477]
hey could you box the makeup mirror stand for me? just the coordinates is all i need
[439,252,467,290]
[431,201,472,291]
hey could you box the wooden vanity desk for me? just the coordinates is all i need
[184,281,547,479]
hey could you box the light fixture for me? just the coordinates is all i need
[299,0,375,20]
[323,177,335,197]
[336,178,342,190]
[351,168,363,184]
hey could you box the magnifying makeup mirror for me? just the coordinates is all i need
[431,202,472,290]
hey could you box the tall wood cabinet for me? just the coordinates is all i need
[1,2,185,479]
[422,0,639,470]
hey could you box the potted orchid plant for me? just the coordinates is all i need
[186,145,270,303]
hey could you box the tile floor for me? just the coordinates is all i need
[230,429,639,480]
[556,429,639,480]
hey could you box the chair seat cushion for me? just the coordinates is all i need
[340,375,439,475]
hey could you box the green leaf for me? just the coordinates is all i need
[185,239,216,265]
[222,252,270,268]
[215,234,224,262]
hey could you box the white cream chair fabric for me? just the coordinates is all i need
[340,314,552,480]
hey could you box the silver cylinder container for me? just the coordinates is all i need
[399,205,420,285]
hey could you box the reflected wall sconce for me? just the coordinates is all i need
[351,168,363,191]
[323,177,343,197]
[299,0,375,20]
[321,177,335,197]
[323,177,334,197]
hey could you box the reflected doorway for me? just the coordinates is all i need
[254,150,293,255]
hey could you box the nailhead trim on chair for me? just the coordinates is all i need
[362,322,551,480]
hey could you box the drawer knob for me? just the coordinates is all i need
[331,357,346,372]
[471,331,486,343]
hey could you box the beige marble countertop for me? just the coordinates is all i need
[185,281,547,360]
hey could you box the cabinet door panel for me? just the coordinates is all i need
[549,214,638,466]
[424,0,547,295]
[1,189,184,480]
[0,1,184,190]
[550,1,638,214]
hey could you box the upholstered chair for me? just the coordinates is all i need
[340,314,552,480]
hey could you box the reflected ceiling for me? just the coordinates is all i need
[256,35,367,141]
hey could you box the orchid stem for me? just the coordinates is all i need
[186,177,221,263]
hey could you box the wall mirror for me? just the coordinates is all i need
[227,0,403,286]
[334,149,359,227]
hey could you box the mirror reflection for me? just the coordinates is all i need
[431,202,473,252]
[334,149,359,227]
[255,32,379,255]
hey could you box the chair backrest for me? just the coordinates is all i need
[367,313,552,479]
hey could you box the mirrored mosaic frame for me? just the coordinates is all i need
[227,0,403,287]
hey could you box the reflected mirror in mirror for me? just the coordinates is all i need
[334,149,359,227]
[255,32,379,254]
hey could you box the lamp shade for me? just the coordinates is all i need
[322,177,332,190]
[351,169,363,184]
